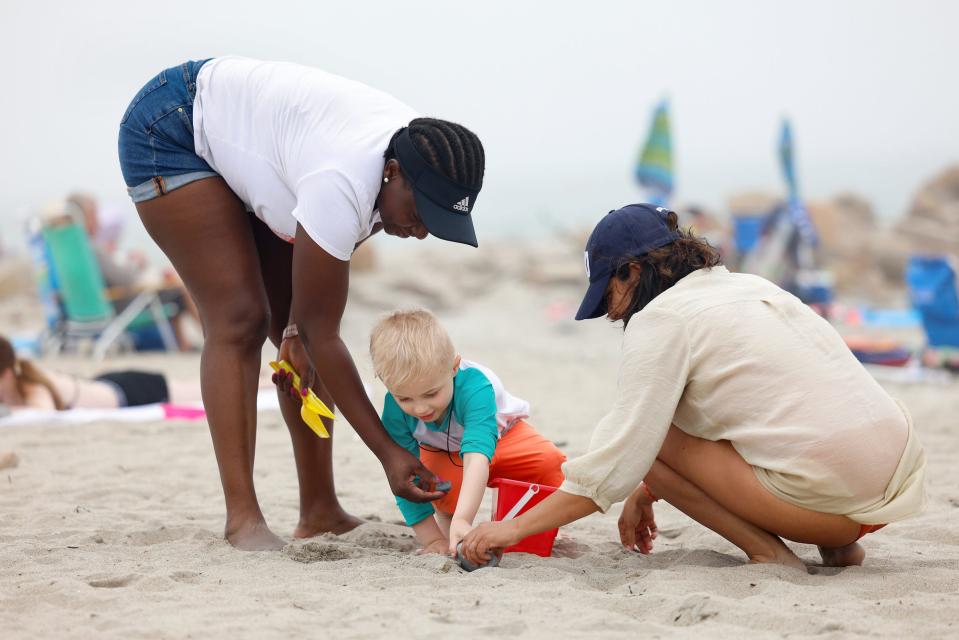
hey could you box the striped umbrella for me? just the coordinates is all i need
[779,118,799,200]
[636,99,673,206]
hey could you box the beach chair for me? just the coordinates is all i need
[906,255,959,349]
[40,218,177,359]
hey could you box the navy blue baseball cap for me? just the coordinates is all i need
[575,203,681,320]
[394,128,481,247]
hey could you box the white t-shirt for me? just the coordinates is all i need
[192,57,418,260]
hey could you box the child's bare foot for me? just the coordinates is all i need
[225,518,286,551]
[293,508,363,539]
[417,539,451,555]
[747,537,807,570]
[818,542,865,567]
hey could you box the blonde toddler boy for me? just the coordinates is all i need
[370,309,566,555]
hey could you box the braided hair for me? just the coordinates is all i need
[384,118,485,189]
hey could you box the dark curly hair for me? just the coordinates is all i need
[383,117,485,189]
[614,210,723,327]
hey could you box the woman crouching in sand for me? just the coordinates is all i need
[462,204,926,569]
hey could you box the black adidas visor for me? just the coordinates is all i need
[394,128,480,247]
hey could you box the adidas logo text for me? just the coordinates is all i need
[453,197,470,212]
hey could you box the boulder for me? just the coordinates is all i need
[806,194,885,297]
[895,165,959,257]
[807,193,878,259]
[726,191,780,217]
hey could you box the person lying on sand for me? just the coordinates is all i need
[461,204,927,570]
[367,309,566,556]
[0,334,211,410]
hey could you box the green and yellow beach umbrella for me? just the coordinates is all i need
[635,99,674,206]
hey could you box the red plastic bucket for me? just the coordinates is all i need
[490,478,559,557]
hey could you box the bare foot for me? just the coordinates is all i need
[225,519,286,551]
[293,508,364,539]
[748,537,807,570]
[416,539,451,556]
[818,542,865,567]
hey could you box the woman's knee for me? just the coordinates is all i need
[203,298,270,349]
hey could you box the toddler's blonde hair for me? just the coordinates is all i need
[370,308,455,390]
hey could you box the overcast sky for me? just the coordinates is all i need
[1,0,956,248]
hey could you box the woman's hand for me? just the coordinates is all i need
[274,329,441,504]
[274,335,315,401]
[460,520,521,567]
[382,448,446,503]
[618,483,658,554]
[448,517,473,556]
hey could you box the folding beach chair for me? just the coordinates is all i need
[906,255,959,349]
[39,218,177,359]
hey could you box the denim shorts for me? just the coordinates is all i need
[118,59,218,203]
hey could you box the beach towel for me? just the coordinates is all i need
[0,389,282,428]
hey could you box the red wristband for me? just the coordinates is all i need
[641,482,659,503]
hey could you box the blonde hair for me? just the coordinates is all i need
[369,309,455,390]
[0,335,66,410]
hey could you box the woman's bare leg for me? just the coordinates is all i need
[644,459,805,568]
[135,177,282,551]
[249,218,361,538]
[646,425,864,567]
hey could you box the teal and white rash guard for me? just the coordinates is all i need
[381,359,529,525]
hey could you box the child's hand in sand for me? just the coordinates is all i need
[417,538,450,555]
[447,517,473,556]
[618,482,658,554]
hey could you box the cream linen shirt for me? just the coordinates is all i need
[561,266,926,525]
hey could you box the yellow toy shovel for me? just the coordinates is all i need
[269,360,334,438]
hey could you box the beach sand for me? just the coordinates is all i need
[2,243,958,639]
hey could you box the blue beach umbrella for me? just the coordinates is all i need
[779,118,818,247]
[779,118,799,200]
[744,118,832,305]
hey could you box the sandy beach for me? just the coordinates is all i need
[2,243,958,639]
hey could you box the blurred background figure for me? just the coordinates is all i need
[66,192,201,351]
[681,204,728,255]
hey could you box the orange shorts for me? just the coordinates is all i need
[857,524,886,540]
[419,419,566,515]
